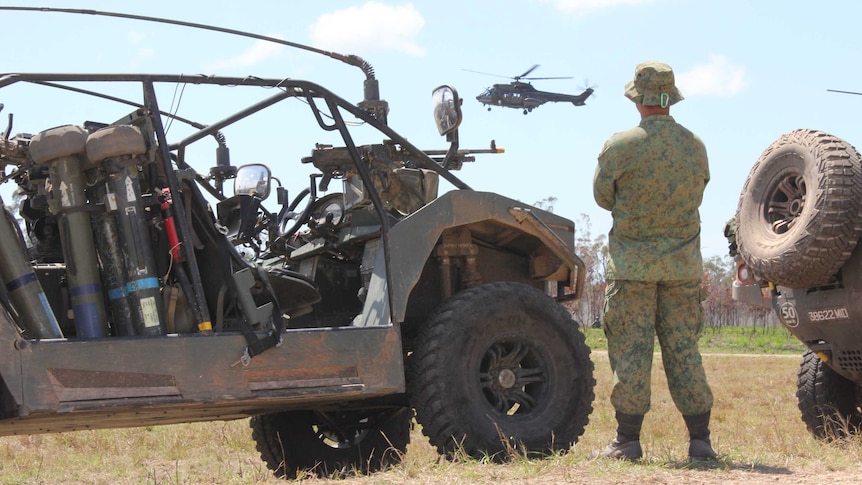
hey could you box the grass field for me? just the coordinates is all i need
[0,327,858,484]
[583,325,808,354]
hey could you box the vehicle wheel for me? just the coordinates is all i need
[409,281,595,460]
[735,129,862,288]
[250,407,411,478]
[796,350,862,439]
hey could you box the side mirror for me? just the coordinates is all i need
[234,163,271,200]
[432,85,462,137]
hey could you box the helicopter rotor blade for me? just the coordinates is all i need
[462,68,513,79]
[580,78,598,90]
[464,65,574,82]
[515,64,540,80]
[579,79,598,101]
[521,76,574,81]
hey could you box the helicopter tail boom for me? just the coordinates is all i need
[571,88,594,106]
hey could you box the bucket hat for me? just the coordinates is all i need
[624,61,684,107]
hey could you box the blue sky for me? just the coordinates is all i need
[0,0,860,261]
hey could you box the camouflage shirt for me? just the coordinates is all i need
[593,114,709,281]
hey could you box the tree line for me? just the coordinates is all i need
[542,208,779,330]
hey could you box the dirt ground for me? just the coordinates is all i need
[543,466,862,485]
[299,461,862,485]
[10,353,861,484]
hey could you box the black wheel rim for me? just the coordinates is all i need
[478,338,548,416]
[313,412,370,449]
[765,169,806,235]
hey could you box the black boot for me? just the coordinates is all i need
[600,412,644,461]
[683,411,717,460]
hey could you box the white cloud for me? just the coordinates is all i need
[205,37,285,71]
[128,30,145,45]
[126,31,153,67]
[538,0,654,15]
[308,2,425,57]
[676,55,749,97]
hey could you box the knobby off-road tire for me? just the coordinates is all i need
[250,408,411,479]
[796,350,862,440]
[410,281,595,460]
[735,129,862,288]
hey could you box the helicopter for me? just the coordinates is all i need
[467,65,594,115]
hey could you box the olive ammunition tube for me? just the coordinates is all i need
[30,125,109,338]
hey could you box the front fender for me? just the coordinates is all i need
[386,190,582,322]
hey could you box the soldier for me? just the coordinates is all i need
[593,61,716,461]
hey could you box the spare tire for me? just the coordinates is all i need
[736,129,862,288]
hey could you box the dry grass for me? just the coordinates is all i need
[2,352,862,484]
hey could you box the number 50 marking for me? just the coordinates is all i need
[779,302,799,328]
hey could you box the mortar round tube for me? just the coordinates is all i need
[93,208,136,336]
[0,207,62,338]
[105,162,166,336]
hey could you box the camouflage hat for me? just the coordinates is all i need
[624,61,684,107]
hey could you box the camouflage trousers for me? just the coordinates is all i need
[603,279,713,416]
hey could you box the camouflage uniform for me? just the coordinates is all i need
[593,63,712,417]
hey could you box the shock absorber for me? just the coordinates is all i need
[87,125,165,336]
[160,188,183,262]
[29,125,108,338]
[159,187,211,333]
[0,198,63,339]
